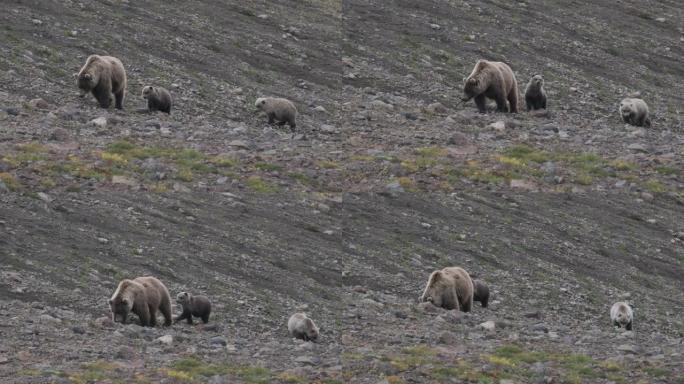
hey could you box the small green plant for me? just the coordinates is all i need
[246,176,277,193]
[255,162,282,172]
[0,172,20,190]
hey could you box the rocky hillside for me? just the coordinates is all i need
[1,0,683,383]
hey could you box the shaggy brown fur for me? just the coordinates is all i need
[255,97,297,129]
[288,312,319,341]
[472,279,490,308]
[109,276,172,327]
[174,292,211,324]
[142,86,172,114]
[462,60,519,113]
[619,98,651,127]
[420,267,474,312]
[610,302,633,330]
[524,74,547,111]
[77,55,127,109]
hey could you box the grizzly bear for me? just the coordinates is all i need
[109,276,172,327]
[524,74,547,111]
[472,279,490,308]
[142,85,172,114]
[174,292,211,324]
[610,302,633,330]
[288,312,319,341]
[77,55,127,109]
[462,60,519,113]
[420,267,474,312]
[255,97,297,130]
[619,98,651,127]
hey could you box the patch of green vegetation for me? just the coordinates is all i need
[166,358,273,383]
[255,162,282,172]
[0,172,20,190]
[396,176,417,192]
[644,179,667,193]
[2,142,49,166]
[566,152,611,177]
[209,155,238,168]
[655,165,679,175]
[69,361,122,384]
[175,168,194,182]
[287,172,310,184]
[246,176,278,193]
[318,160,339,169]
[608,159,636,171]
[49,155,108,181]
[504,144,551,164]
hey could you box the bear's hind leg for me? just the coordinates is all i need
[507,90,518,113]
[114,89,125,110]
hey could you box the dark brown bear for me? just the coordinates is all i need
[462,60,519,113]
[174,292,212,324]
[524,75,547,111]
[472,279,490,308]
[142,85,172,114]
[77,55,127,109]
[109,276,172,327]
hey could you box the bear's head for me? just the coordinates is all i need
[141,86,156,99]
[303,318,319,341]
[462,77,484,101]
[109,282,134,323]
[619,101,634,119]
[530,74,544,88]
[614,304,631,325]
[255,98,267,111]
[177,291,191,305]
[421,271,458,310]
[77,71,98,92]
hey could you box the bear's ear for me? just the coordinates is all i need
[149,86,154,92]
[430,271,443,283]
[121,298,129,306]
[84,73,92,80]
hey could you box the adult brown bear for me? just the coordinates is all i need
[420,267,474,312]
[109,276,172,327]
[76,55,127,109]
[462,60,519,113]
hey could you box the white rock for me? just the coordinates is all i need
[320,124,336,133]
[156,335,173,345]
[36,192,53,202]
[370,100,393,111]
[489,121,506,132]
[228,140,249,149]
[39,314,61,324]
[90,117,107,128]
[111,175,137,186]
[479,320,496,332]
